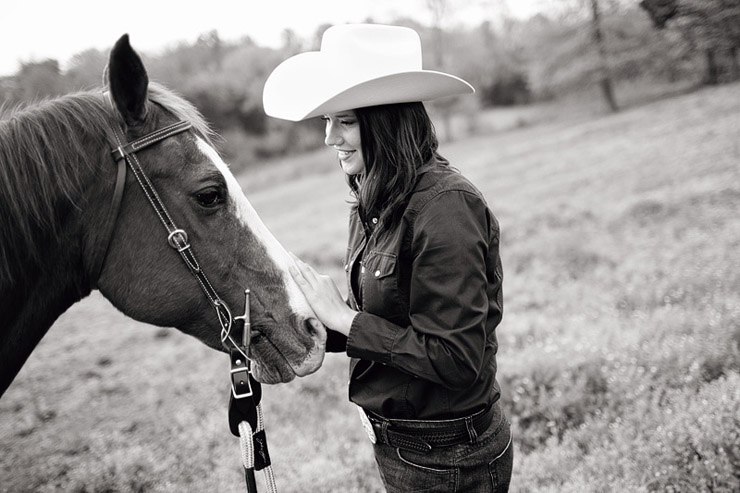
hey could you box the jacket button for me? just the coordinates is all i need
[372,217,378,224]
[374,270,381,277]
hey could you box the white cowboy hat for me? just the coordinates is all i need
[263,24,475,121]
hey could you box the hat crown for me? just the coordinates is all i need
[321,24,422,81]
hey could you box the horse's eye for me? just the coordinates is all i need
[195,189,224,208]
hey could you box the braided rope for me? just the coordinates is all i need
[258,405,277,493]
[238,421,255,470]
[237,404,278,493]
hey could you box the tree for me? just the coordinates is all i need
[65,49,108,91]
[590,0,619,111]
[13,60,65,102]
[471,20,531,107]
[0,77,18,108]
[425,0,457,140]
[514,0,627,110]
[640,0,740,83]
[639,0,678,27]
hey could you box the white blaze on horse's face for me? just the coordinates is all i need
[194,138,315,319]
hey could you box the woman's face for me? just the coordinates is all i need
[322,110,365,175]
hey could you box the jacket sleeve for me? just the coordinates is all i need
[346,190,498,390]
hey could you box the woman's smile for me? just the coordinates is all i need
[323,110,365,175]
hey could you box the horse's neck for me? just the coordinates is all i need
[0,98,110,397]
[0,272,90,397]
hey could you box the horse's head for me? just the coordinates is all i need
[95,35,325,383]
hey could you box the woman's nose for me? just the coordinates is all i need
[324,124,343,147]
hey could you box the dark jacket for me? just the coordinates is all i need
[327,163,503,420]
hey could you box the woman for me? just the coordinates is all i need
[264,24,512,492]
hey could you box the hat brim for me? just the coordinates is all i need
[263,52,474,121]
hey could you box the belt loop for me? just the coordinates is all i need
[381,421,390,445]
[464,416,478,444]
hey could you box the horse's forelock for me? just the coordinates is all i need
[146,83,216,146]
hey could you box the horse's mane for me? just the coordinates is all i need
[0,83,214,285]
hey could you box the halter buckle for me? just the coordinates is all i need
[167,229,190,252]
[230,350,254,399]
[228,290,253,399]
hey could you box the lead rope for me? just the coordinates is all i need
[227,290,277,493]
[238,407,278,493]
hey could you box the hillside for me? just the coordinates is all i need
[1,82,738,492]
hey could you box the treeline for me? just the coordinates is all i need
[1,1,738,171]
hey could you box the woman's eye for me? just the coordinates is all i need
[340,120,356,125]
[195,189,224,208]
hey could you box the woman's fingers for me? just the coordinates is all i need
[288,252,318,288]
[287,252,356,336]
[288,252,335,298]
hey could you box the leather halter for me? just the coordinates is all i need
[92,119,248,357]
[94,118,267,493]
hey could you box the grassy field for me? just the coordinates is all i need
[1,82,739,492]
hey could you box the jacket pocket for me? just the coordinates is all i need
[361,251,403,318]
[364,250,396,279]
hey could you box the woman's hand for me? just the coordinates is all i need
[288,253,357,336]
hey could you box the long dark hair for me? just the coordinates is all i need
[348,102,448,232]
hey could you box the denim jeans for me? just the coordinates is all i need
[371,402,513,492]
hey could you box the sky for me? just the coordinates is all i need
[0,0,543,77]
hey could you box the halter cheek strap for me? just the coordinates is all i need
[89,153,126,287]
[89,120,192,288]
[93,119,246,349]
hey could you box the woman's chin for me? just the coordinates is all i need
[340,160,364,176]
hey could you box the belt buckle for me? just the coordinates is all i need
[356,406,377,444]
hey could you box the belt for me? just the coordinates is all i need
[366,402,500,454]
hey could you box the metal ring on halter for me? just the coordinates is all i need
[215,299,235,342]
[167,229,190,252]
[217,299,249,360]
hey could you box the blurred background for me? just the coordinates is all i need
[1,1,739,492]
[3,0,738,168]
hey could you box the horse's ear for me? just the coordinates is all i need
[108,34,149,124]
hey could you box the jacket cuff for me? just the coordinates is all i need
[325,328,348,353]
[346,311,399,364]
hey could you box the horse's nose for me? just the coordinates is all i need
[290,317,326,377]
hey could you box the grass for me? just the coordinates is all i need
[1,81,739,492]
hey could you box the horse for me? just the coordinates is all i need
[0,34,326,398]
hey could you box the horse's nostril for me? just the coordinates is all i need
[304,318,323,337]
[305,318,317,336]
